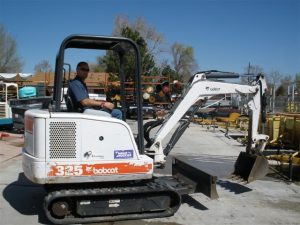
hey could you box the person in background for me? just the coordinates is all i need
[155,81,171,103]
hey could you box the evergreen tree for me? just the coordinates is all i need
[97,26,156,81]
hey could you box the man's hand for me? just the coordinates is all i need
[102,102,114,110]
[80,98,114,111]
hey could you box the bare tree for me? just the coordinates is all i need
[34,60,52,95]
[34,60,52,73]
[171,42,198,82]
[0,24,23,72]
[113,15,166,56]
[242,63,264,84]
[276,75,293,96]
[268,70,281,87]
[89,62,105,73]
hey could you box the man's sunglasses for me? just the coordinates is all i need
[80,68,90,72]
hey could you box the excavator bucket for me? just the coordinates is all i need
[232,152,269,183]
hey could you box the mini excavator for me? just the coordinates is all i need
[22,35,269,224]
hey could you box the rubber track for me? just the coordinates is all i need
[44,179,181,224]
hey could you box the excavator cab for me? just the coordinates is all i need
[52,35,146,152]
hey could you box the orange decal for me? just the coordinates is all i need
[48,162,153,177]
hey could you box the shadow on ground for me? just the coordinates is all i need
[217,179,252,194]
[2,173,49,224]
[181,195,208,210]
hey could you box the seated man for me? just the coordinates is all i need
[68,61,122,120]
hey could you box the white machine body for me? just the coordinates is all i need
[22,109,153,184]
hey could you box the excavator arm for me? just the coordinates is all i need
[145,71,269,182]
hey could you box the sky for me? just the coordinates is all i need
[0,0,299,77]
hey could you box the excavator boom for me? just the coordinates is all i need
[147,71,269,182]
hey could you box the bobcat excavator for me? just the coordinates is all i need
[22,35,269,224]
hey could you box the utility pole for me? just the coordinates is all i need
[292,83,295,102]
[272,84,276,113]
[247,62,251,84]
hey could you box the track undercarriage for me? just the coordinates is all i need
[45,179,180,224]
[43,157,218,224]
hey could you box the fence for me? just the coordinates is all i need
[268,96,300,113]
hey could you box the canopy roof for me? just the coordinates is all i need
[0,73,33,80]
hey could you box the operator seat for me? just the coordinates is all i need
[65,94,82,112]
[65,92,111,117]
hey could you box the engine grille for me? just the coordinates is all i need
[49,121,77,159]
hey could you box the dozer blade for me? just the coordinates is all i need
[232,151,269,183]
[172,157,219,199]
